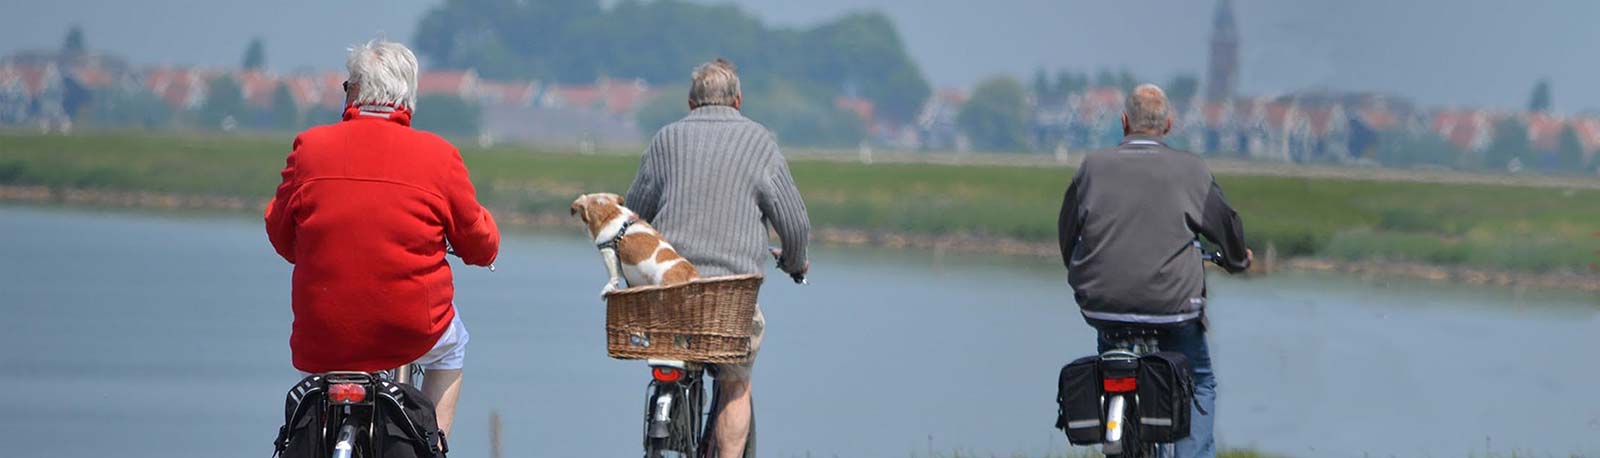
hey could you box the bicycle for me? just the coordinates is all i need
[281,250,487,458]
[1094,242,1222,458]
[641,249,805,458]
[1094,328,1164,458]
[313,365,426,458]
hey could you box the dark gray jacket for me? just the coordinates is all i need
[1057,135,1250,326]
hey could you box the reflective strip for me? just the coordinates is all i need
[1125,140,1161,146]
[1066,419,1101,429]
[1082,309,1202,324]
[1141,417,1173,426]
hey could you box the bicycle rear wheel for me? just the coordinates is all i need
[1103,396,1152,458]
[643,379,704,458]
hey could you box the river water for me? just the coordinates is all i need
[2,206,1597,457]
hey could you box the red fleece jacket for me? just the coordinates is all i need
[266,105,499,373]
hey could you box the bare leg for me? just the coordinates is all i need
[422,369,464,437]
[714,378,752,458]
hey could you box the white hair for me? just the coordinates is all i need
[346,40,419,110]
[688,58,740,108]
[1124,83,1171,135]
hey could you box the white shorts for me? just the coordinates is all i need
[414,313,470,371]
[296,313,469,376]
[712,307,763,382]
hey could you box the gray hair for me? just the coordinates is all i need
[346,40,419,110]
[1124,83,1171,135]
[688,58,740,108]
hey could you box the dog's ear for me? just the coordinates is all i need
[570,199,586,223]
[615,194,625,207]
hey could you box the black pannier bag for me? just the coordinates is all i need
[273,374,450,458]
[1056,355,1104,445]
[1135,351,1194,443]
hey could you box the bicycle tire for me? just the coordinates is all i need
[644,437,671,458]
[1105,397,1156,458]
[643,379,704,458]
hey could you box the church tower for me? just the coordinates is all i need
[1205,0,1239,101]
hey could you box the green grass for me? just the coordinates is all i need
[5,131,1600,274]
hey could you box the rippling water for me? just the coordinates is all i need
[2,206,1596,457]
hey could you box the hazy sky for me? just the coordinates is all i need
[2,0,1596,113]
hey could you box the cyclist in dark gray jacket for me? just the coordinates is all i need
[1057,84,1251,458]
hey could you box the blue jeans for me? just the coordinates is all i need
[1096,322,1216,458]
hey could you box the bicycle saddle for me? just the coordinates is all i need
[1099,327,1167,340]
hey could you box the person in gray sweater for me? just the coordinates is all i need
[624,58,810,458]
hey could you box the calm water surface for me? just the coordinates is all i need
[2,206,1597,457]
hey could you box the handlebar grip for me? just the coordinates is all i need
[446,249,496,272]
[770,246,807,285]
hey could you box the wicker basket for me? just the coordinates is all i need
[603,274,763,363]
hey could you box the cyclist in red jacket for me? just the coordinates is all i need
[265,40,499,437]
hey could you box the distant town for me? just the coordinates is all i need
[2,0,1595,176]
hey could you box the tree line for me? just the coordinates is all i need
[415,0,931,127]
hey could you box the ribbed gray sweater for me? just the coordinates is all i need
[625,105,810,278]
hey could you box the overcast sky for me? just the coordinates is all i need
[2,0,1595,113]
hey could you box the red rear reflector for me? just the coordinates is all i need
[652,367,683,383]
[329,383,366,403]
[1103,377,1137,393]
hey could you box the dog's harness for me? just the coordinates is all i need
[596,217,638,288]
[597,218,637,251]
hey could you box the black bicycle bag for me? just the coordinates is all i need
[1055,355,1104,445]
[1135,351,1194,443]
[273,374,450,458]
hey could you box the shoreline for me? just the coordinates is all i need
[7,184,1596,293]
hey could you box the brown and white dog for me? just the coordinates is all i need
[570,193,698,295]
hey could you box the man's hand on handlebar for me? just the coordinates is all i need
[768,247,808,284]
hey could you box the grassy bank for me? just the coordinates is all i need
[4,131,1600,275]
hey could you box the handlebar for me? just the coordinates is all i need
[1192,240,1224,266]
[769,247,807,285]
[446,248,496,272]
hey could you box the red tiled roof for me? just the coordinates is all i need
[418,70,476,96]
[272,72,346,110]
[1265,102,1293,132]
[1306,106,1342,137]
[1432,109,1491,152]
[1073,87,1123,119]
[14,65,56,95]
[1358,106,1398,131]
[834,96,874,124]
[144,67,213,109]
[551,78,655,116]
[237,71,278,109]
[1524,112,1563,151]
[478,81,539,107]
[1571,117,1600,154]
[1201,101,1230,128]
[69,66,114,88]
